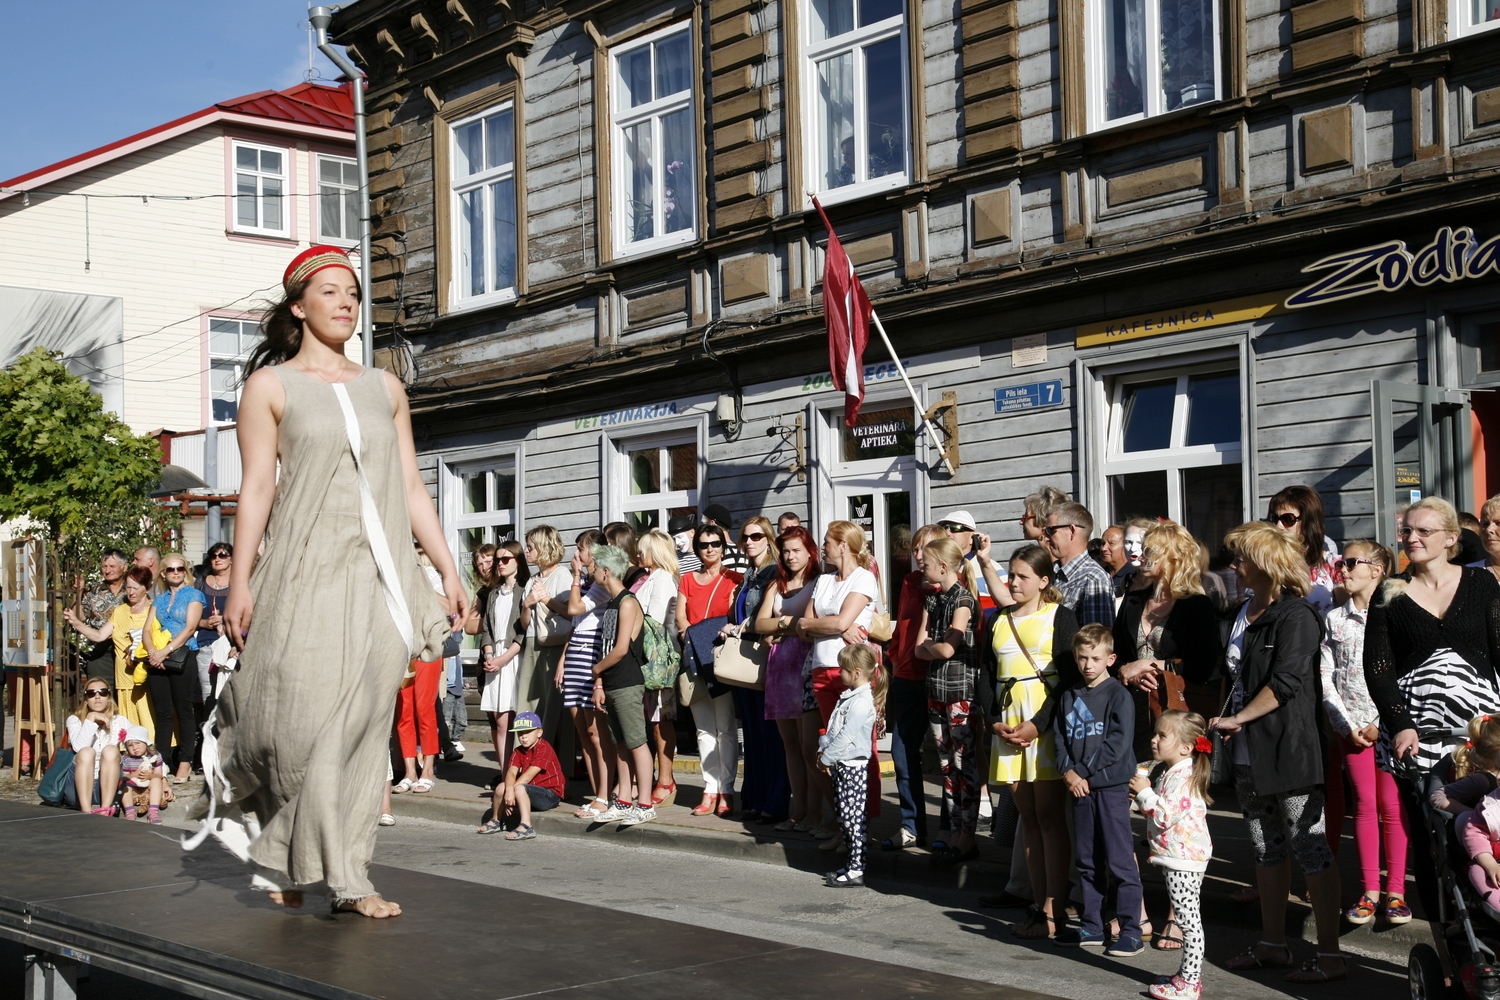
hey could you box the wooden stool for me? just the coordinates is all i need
[10,666,55,781]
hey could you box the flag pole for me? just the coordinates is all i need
[868,309,957,476]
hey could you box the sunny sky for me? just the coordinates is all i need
[0,0,352,182]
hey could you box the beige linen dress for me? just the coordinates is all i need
[187,367,448,901]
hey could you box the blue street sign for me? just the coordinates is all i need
[995,379,1065,413]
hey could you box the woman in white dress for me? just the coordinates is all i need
[480,540,529,772]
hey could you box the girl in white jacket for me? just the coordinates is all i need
[1130,709,1214,1000]
[818,643,885,888]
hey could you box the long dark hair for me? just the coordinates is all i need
[243,275,360,380]
[775,525,821,592]
[1267,484,1326,569]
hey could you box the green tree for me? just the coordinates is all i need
[0,347,163,535]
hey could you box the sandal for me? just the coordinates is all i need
[1152,918,1184,951]
[932,845,980,868]
[575,798,607,819]
[1012,904,1057,940]
[411,778,434,793]
[476,817,506,835]
[882,829,919,851]
[392,778,414,794]
[651,781,677,807]
[1285,954,1348,983]
[504,823,537,841]
[1224,941,1293,970]
[378,813,396,827]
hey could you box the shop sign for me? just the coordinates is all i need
[1074,293,1287,348]
[840,405,915,462]
[1286,226,1500,309]
[995,380,1064,413]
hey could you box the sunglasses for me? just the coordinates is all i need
[209,552,230,560]
[941,523,972,533]
[1399,525,1441,538]
[164,567,187,573]
[1042,524,1078,538]
[696,540,724,551]
[742,532,767,542]
[496,554,516,563]
[1340,557,1378,571]
[85,689,110,698]
[1267,513,1302,528]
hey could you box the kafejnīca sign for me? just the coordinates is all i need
[1285,226,1500,309]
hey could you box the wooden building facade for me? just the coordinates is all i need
[331,0,1500,590]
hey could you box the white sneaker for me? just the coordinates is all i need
[451,741,465,753]
[596,800,631,822]
[619,805,656,827]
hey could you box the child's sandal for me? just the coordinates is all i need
[504,824,536,841]
[476,817,506,835]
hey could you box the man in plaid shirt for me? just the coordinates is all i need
[1044,502,1115,629]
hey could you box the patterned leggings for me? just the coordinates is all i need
[1163,869,1206,984]
[1234,766,1334,873]
[929,699,979,835]
[833,760,869,875]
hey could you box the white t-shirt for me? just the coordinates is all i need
[634,568,678,629]
[808,567,879,668]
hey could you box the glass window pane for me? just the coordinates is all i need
[1184,373,1240,446]
[1160,0,1216,110]
[235,146,258,170]
[1479,322,1500,373]
[655,31,691,98]
[319,158,342,183]
[817,52,856,189]
[461,527,487,552]
[485,109,514,170]
[344,190,360,240]
[455,121,483,176]
[458,189,484,296]
[1118,379,1176,452]
[863,37,906,180]
[629,447,661,495]
[261,178,282,230]
[320,190,341,239]
[1471,0,1500,25]
[235,174,257,227]
[1182,464,1242,555]
[883,490,912,609]
[491,177,517,291]
[626,510,658,534]
[259,150,282,174]
[859,0,903,24]
[620,46,653,109]
[1105,0,1146,120]
[464,472,487,515]
[810,0,855,41]
[210,361,239,422]
[668,441,697,491]
[343,160,360,185]
[623,121,654,243]
[661,109,694,235]
[1110,471,1169,523]
[209,319,241,357]
[493,467,516,511]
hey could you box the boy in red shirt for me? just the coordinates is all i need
[477,712,564,840]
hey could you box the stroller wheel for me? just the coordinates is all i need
[1409,944,1456,1000]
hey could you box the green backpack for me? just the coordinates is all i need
[640,616,681,690]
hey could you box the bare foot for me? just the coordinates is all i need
[333,895,402,918]
[267,890,304,908]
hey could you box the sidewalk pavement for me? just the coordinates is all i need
[394,730,1434,967]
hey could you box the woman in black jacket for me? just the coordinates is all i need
[1211,521,1344,984]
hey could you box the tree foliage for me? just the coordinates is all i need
[0,348,164,536]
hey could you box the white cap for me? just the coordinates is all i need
[125,725,149,745]
[940,510,978,531]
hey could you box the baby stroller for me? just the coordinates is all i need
[1397,730,1500,1000]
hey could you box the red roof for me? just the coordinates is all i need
[1,82,355,191]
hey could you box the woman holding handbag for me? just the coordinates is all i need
[724,517,788,823]
[143,554,204,784]
[519,526,571,737]
[756,524,823,833]
[62,566,157,740]
[677,523,743,815]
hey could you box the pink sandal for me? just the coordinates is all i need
[90,806,116,817]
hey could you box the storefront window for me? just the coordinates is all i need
[622,437,699,534]
[840,405,916,462]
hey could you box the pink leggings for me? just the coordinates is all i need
[1340,736,1409,896]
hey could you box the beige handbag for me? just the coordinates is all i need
[866,610,894,643]
[713,632,769,690]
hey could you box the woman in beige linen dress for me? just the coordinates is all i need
[189,246,463,918]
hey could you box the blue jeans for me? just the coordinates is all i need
[889,676,929,841]
[524,784,561,811]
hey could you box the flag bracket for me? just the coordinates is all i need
[922,392,961,474]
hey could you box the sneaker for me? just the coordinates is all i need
[1106,935,1145,956]
[1148,975,1201,1000]
[1345,894,1378,925]
[1383,897,1413,924]
[596,800,632,822]
[451,741,466,753]
[618,805,656,827]
[1054,929,1105,948]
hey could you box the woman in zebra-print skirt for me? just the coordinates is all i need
[1366,496,1500,942]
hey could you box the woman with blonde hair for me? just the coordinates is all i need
[518,525,571,734]
[63,566,158,739]
[1211,521,1344,983]
[1479,494,1500,582]
[633,528,681,805]
[883,524,944,849]
[63,679,131,813]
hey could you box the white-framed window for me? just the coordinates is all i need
[1452,0,1500,36]
[1087,0,1220,130]
[803,0,910,202]
[1102,363,1243,551]
[614,432,701,535]
[317,154,360,243]
[449,457,519,590]
[232,141,288,236]
[449,104,518,308]
[207,317,263,423]
[611,23,697,257]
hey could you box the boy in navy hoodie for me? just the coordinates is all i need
[1053,624,1143,955]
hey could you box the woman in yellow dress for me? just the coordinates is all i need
[987,544,1078,940]
[63,565,157,738]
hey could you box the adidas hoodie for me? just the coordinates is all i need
[1052,676,1135,789]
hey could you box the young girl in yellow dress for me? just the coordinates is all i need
[989,544,1079,940]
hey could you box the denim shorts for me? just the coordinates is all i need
[524,784,561,811]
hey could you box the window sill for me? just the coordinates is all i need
[1084,99,1218,139]
[610,230,699,265]
[447,288,519,315]
[226,230,296,246]
[807,172,910,210]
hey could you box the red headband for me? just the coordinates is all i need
[283,245,355,291]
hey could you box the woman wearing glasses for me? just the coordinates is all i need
[64,683,130,814]
[1366,497,1500,940]
[194,544,232,724]
[1478,495,1500,582]
[727,516,788,823]
[1266,485,1342,615]
[677,522,743,815]
[143,554,205,784]
[479,541,529,770]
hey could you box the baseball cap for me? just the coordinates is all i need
[940,510,978,531]
[702,504,734,528]
[511,712,543,733]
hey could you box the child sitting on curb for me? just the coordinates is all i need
[477,712,564,840]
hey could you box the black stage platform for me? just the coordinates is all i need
[0,800,1061,1000]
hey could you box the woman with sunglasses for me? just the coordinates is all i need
[1266,485,1342,615]
[193,545,233,729]
[63,566,158,744]
[64,683,130,814]
[1366,497,1500,948]
[479,541,529,771]
[143,554,205,784]
[726,516,788,823]
[677,522,744,815]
